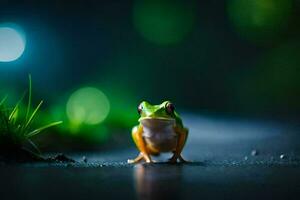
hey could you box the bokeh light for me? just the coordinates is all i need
[0,24,26,62]
[227,0,292,42]
[133,0,195,45]
[66,87,110,126]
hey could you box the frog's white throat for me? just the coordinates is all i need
[140,118,175,129]
[141,118,177,152]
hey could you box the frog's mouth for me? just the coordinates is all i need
[139,117,175,128]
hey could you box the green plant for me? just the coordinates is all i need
[0,75,62,159]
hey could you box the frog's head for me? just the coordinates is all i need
[137,101,182,127]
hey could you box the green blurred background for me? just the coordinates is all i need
[0,0,299,150]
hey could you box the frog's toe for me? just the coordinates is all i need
[168,157,178,164]
[127,159,135,164]
[144,157,153,163]
[127,158,143,164]
[127,153,144,164]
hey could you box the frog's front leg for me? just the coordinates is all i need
[128,125,152,164]
[169,126,188,163]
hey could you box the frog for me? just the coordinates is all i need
[128,101,188,164]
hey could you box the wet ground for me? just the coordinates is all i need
[1,114,300,200]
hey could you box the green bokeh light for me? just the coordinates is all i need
[228,0,292,42]
[133,0,195,45]
[48,101,110,144]
[66,87,110,126]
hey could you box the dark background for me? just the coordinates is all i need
[1,0,299,114]
[0,0,299,147]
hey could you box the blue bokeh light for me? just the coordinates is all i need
[0,24,26,62]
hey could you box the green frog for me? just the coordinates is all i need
[128,101,188,163]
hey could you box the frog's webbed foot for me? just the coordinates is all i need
[168,156,178,164]
[168,154,189,164]
[168,152,179,163]
[128,153,152,164]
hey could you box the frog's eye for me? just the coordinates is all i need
[138,103,143,115]
[166,102,175,114]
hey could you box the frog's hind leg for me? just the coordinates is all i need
[168,127,188,163]
[128,125,152,164]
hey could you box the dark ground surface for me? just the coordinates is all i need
[1,114,300,200]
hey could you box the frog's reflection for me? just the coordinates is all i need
[133,164,183,200]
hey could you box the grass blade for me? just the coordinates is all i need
[0,95,8,106]
[27,139,41,154]
[25,100,43,129]
[25,74,32,122]
[9,92,26,122]
[8,106,19,124]
[27,121,63,138]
